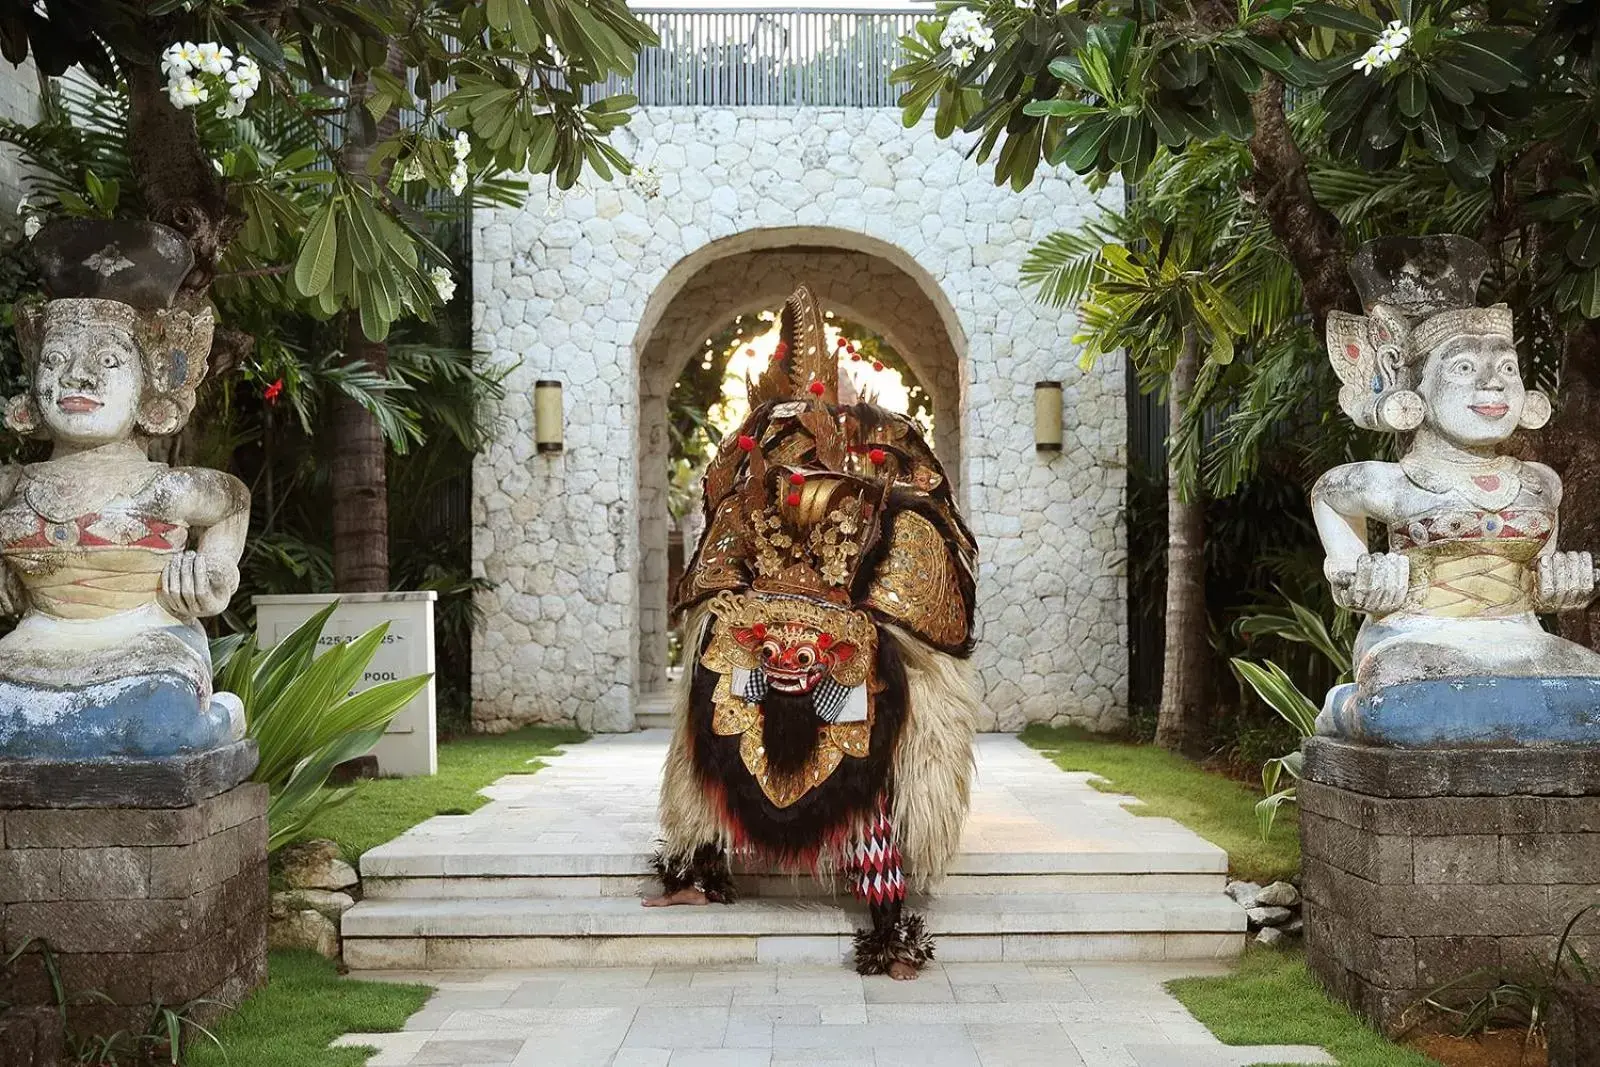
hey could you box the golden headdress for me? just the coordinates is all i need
[675,285,976,655]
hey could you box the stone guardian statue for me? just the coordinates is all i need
[0,220,250,759]
[1313,234,1600,745]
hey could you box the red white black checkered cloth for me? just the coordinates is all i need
[848,799,906,906]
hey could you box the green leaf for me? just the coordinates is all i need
[1054,117,1113,172]
[1211,71,1252,140]
[1296,2,1382,34]
[1568,219,1600,269]
[1022,98,1104,119]
[1214,46,1262,94]
[1231,657,1320,738]
[293,203,339,298]
[1397,71,1426,119]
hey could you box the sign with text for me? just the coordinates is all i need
[253,593,438,777]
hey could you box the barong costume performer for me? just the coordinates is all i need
[648,285,980,978]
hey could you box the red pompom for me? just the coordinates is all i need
[789,472,805,486]
[836,337,847,348]
[873,361,884,372]
[786,492,802,507]
[868,448,887,465]
[846,344,856,354]
[809,381,825,396]
[817,633,834,650]
[851,354,861,362]
[737,435,756,452]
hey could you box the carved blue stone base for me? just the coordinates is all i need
[0,673,242,758]
[1320,676,1600,747]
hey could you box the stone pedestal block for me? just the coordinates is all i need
[0,751,268,1045]
[1301,738,1600,1035]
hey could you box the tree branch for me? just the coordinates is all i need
[1245,75,1356,331]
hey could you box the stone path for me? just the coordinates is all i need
[336,960,1337,1066]
[344,733,1245,968]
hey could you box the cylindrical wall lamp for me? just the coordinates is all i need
[535,380,563,454]
[1034,381,1063,452]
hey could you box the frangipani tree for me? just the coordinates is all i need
[4,0,655,589]
[899,0,1600,647]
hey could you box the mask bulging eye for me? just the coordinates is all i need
[794,647,816,668]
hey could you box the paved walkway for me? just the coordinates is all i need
[337,960,1337,1066]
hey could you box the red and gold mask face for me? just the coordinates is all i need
[733,620,859,693]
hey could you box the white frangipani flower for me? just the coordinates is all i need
[160,43,192,78]
[196,42,233,75]
[23,215,40,239]
[449,162,468,196]
[940,7,996,61]
[226,56,261,101]
[951,45,977,66]
[1353,19,1412,74]
[218,99,246,119]
[454,131,471,162]
[429,266,456,303]
[168,76,209,109]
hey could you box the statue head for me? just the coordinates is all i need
[6,219,213,446]
[1325,235,1550,443]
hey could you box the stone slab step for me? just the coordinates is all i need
[360,871,1224,900]
[341,893,1246,970]
[635,712,675,729]
[344,892,1245,938]
[359,844,1228,880]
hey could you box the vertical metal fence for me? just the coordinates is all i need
[593,5,932,107]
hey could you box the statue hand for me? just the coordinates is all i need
[1329,552,1410,616]
[159,551,239,619]
[1536,551,1597,613]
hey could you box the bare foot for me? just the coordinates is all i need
[642,887,711,907]
[887,960,919,981]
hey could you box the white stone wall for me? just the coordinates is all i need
[0,57,40,213]
[472,106,1128,734]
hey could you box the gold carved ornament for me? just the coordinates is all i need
[701,591,877,808]
[864,510,972,649]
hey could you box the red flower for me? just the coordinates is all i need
[264,378,284,405]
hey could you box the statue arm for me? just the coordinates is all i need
[1311,462,1410,616]
[1526,463,1596,612]
[160,468,251,619]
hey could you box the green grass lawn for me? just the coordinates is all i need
[1020,723,1299,883]
[300,725,586,861]
[1170,949,1439,1067]
[187,951,431,1067]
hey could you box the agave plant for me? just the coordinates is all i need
[211,603,430,851]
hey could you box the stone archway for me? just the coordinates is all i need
[472,106,1128,735]
[635,238,967,697]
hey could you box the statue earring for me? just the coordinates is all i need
[1375,390,1425,432]
[1520,391,1552,430]
[137,396,182,436]
[3,395,39,436]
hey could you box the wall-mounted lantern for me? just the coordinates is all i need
[535,380,564,454]
[1034,381,1063,453]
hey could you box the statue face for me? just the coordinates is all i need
[1419,332,1523,447]
[35,320,142,447]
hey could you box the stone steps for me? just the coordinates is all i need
[341,732,1248,970]
[361,871,1224,899]
[342,892,1245,970]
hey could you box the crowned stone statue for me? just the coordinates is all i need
[0,220,250,759]
[1313,234,1600,746]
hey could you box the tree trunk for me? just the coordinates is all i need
[329,45,405,592]
[1545,319,1600,647]
[1246,76,1357,330]
[125,62,235,290]
[1155,329,1211,755]
[332,326,391,591]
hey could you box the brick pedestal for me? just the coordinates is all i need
[0,746,268,1044]
[1301,738,1600,1035]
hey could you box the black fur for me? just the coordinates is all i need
[688,632,909,865]
[762,687,823,777]
[651,843,739,903]
[852,905,935,975]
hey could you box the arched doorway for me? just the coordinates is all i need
[633,234,967,700]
